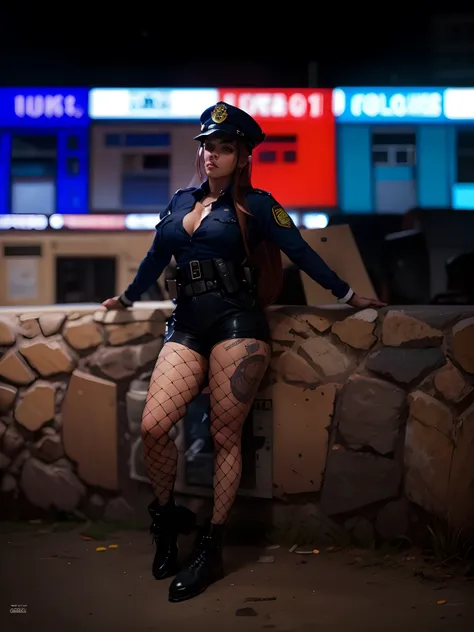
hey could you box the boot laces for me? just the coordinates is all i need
[188,534,212,571]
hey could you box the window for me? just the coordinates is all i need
[372,132,416,167]
[105,133,170,147]
[372,149,389,165]
[67,157,80,175]
[56,256,116,304]
[121,153,170,208]
[143,154,169,169]
[457,130,474,183]
[259,151,276,163]
[256,135,298,164]
[11,135,57,214]
[67,135,79,150]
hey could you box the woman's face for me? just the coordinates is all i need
[202,135,241,179]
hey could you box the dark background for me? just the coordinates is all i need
[0,7,454,87]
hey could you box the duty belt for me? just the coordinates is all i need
[166,258,255,299]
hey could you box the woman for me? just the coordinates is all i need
[102,102,384,603]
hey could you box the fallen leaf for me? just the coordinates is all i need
[108,544,118,549]
[312,549,320,555]
[437,600,447,605]
[95,547,107,552]
[80,536,93,541]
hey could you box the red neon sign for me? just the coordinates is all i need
[217,88,336,208]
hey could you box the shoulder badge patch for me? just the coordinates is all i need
[272,205,292,228]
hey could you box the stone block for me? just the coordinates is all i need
[105,320,165,346]
[20,317,41,339]
[332,310,378,350]
[0,350,36,385]
[15,382,55,431]
[434,361,473,403]
[452,316,474,374]
[0,383,17,413]
[33,434,64,463]
[63,316,104,351]
[404,398,454,517]
[0,316,18,346]
[19,336,76,377]
[272,382,336,496]
[335,376,407,455]
[276,350,320,386]
[297,337,351,380]
[2,425,25,457]
[408,391,453,439]
[62,370,118,490]
[320,451,402,515]
[375,499,409,541]
[382,311,443,348]
[20,457,86,511]
[38,313,66,337]
[366,347,446,387]
[86,338,162,380]
[448,403,474,530]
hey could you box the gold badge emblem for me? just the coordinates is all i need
[211,103,228,123]
[272,205,292,228]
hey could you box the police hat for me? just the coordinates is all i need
[194,102,266,150]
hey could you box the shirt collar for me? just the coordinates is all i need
[192,179,233,201]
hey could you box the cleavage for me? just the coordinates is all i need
[182,201,212,237]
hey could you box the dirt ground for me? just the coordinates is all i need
[0,522,473,632]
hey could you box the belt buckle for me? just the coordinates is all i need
[189,260,202,281]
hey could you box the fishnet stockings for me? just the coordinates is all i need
[141,342,207,505]
[209,338,271,525]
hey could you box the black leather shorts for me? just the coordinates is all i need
[164,290,271,358]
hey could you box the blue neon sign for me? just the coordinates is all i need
[0,88,89,127]
[333,88,447,123]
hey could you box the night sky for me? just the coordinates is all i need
[0,8,443,87]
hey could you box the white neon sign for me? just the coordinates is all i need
[89,88,218,119]
[444,88,474,120]
[0,215,49,230]
[349,92,443,119]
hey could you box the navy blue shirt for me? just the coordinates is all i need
[123,181,351,302]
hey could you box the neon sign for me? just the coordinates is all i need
[334,88,446,123]
[14,94,84,120]
[220,91,323,119]
[0,88,89,127]
[89,87,325,121]
[89,88,218,120]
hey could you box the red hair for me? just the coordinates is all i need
[194,139,283,306]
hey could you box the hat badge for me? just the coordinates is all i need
[211,103,228,124]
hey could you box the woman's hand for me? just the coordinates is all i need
[348,294,387,309]
[101,296,127,311]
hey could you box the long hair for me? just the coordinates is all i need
[194,139,283,306]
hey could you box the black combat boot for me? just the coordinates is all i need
[148,496,197,580]
[168,520,225,603]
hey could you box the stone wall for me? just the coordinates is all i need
[0,303,473,544]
